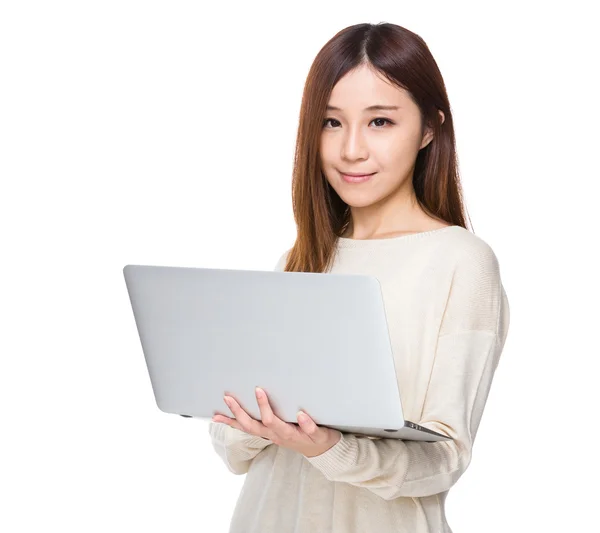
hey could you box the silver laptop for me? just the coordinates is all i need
[123,264,451,442]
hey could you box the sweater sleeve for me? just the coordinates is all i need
[207,249,291,474]
[208,421,273,475]
[306,242,510,499]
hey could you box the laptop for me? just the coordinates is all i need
[123,264,451,442]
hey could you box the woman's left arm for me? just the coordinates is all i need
[306,243,511,500]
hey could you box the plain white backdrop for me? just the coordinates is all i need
[1,1,598,531]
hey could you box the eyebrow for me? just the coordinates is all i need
[326,104,400,112]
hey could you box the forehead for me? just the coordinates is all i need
[328,64,411,109]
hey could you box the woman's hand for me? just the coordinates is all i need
[212,387,342,458]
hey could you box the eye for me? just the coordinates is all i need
[371,118,394,127]
[322,117,395,129]
[323,118,340,128]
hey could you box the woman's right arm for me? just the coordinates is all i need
[209,422,273,475]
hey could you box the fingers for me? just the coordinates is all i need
[223,395,267,437]
[216,389,325,447]
[255,387,297,441]
[296,410,325,443]
[213,414,244,432]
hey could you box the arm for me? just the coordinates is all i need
[207,249,292,474]
[306,243,511,499]
[208,421,273,475]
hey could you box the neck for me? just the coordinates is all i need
[344,188,437,240]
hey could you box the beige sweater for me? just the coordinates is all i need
[208,225,510,533]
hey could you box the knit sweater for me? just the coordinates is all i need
[208,225,510,533]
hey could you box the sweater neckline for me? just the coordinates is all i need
[336,225,463,249]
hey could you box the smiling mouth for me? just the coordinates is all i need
[340,171,376,183]
[340,171,375,177]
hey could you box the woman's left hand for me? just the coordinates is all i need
[212,387,342,458]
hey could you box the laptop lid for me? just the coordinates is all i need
[123,264,449,441]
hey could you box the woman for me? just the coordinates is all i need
[208,22,510,533]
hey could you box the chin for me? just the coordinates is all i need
[326,177,386,208]
[337,192,380,209]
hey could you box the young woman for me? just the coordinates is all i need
[209,22,510,533]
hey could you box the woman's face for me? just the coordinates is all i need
[320,64,435,208]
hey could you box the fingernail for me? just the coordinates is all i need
[255,387,264,398]
[224,396,232,406]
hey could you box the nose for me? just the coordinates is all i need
[341,124,368,161]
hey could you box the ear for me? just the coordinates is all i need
[420,110,446,150]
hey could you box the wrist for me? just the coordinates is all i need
[305,430,342,458]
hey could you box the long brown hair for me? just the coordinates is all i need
[284,22,471,273]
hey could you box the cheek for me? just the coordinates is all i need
[378,134,418,164]
[387,148,409,168]
[319,138,333,164]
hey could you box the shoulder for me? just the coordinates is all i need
[444,226,502,277]
[438,227,508,335]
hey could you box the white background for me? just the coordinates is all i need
[1,1,598,531]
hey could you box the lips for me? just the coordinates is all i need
[340,171,375,183]
[340,171,374,177]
